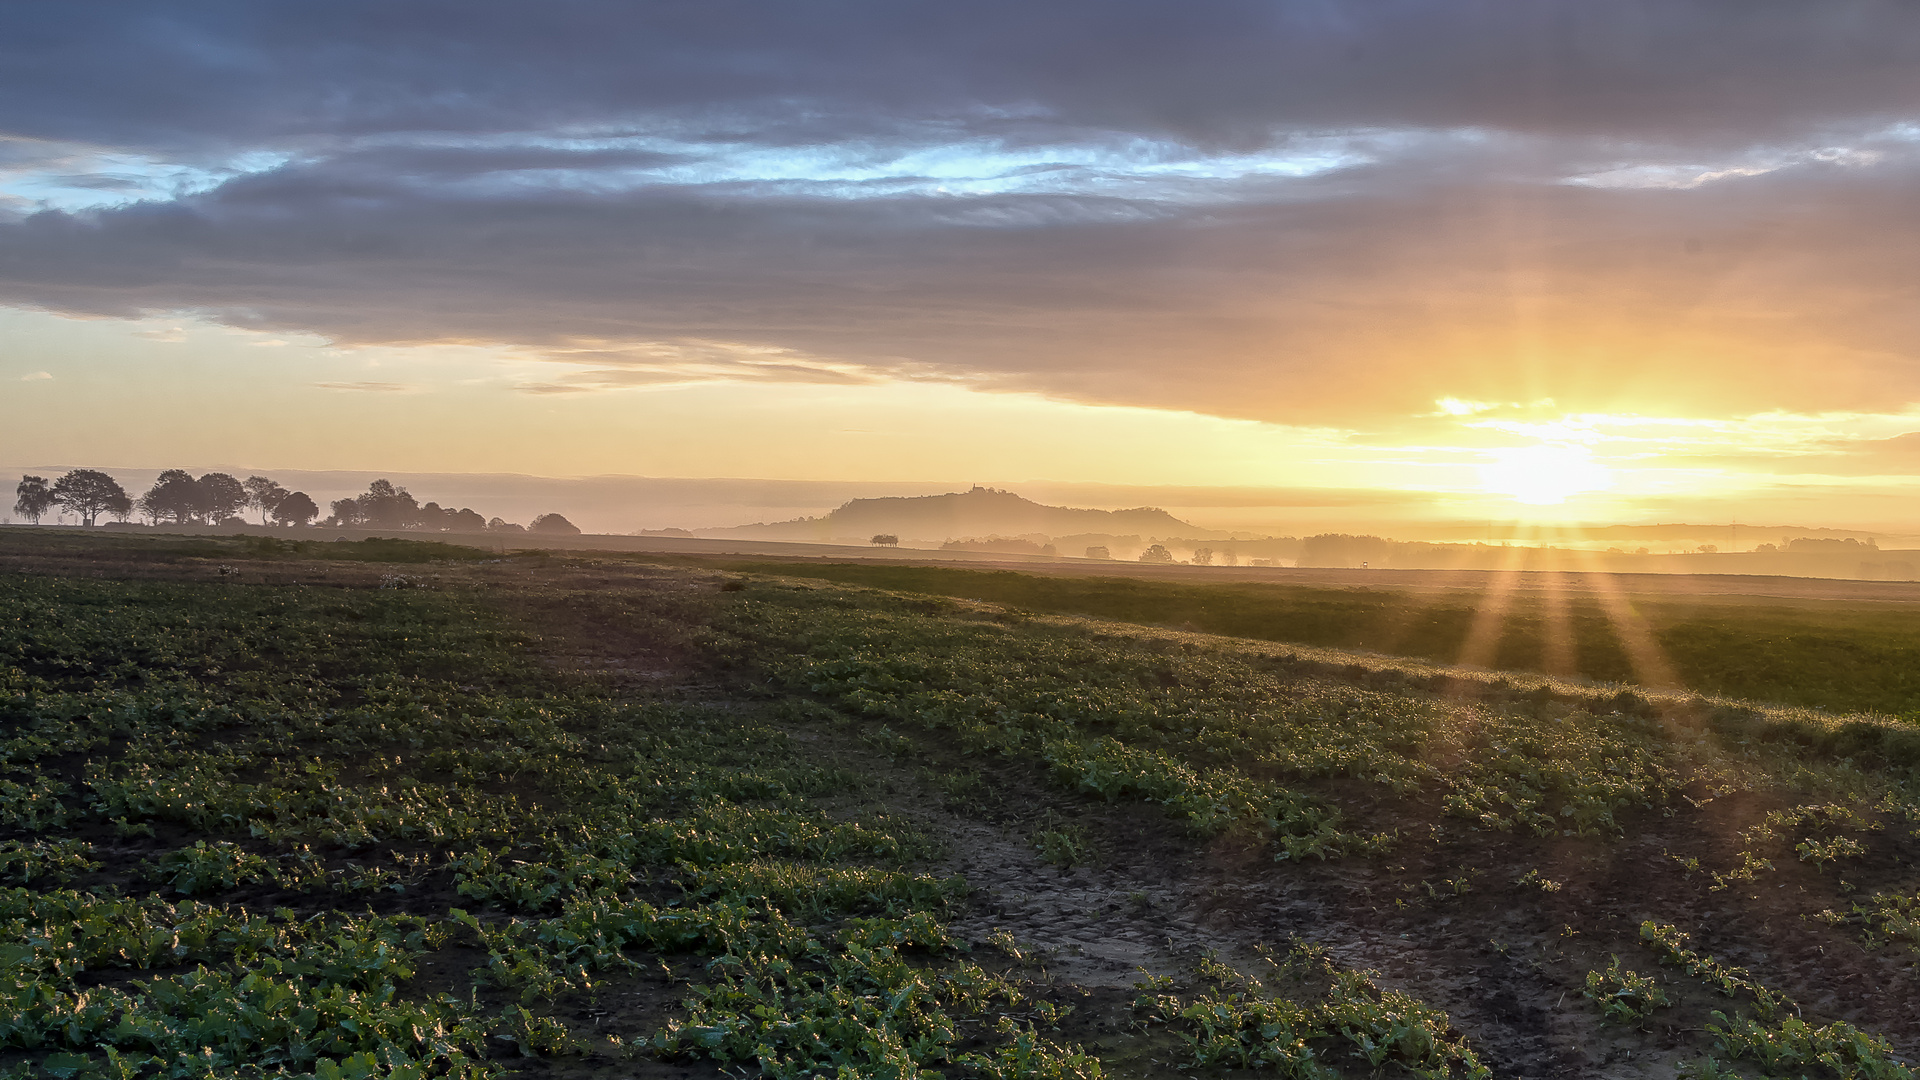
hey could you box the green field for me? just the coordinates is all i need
[703,560,1920,717]
[5,534,1920,1078]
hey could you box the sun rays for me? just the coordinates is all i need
[1432,519,1684,695]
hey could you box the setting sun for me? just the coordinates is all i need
[1477,444,1613,505]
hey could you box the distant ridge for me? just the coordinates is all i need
[707,486,1212,543]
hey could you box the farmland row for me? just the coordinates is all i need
[4,543,1920,1077]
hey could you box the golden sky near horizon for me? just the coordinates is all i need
[10,306,1918,532]
[6,4,1920,532]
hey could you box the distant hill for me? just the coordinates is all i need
[707,487,1216,544]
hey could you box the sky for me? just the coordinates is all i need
[6,1,1920,535]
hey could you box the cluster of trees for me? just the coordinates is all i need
[13,470,580,535]
[137,470,319,527]
[937,536,1058,556]
[11,470,136,528]
[323,478,578,535]
[14,469,327,528]
[1784,537,1878,552]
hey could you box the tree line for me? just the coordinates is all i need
[12,470,579,535]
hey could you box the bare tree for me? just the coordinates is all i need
[50,469,130,527]
[13,476,53,525]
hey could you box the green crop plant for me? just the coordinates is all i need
[1798,834,1868,868]
[1132,943,1490,1078]
[495,1005,571,1057]
[858,723,917,759]
[1841,889,1920,955]
[1708,802,1882,880]
[0,839,98,885]
[962,1016,1109,1079]
[0,570,1116,1078]
[921,766,992,811]
[1034,827,1092,868]
[1705,1013,1913,1079]
[145,840,275,895]
[1708,851,1778,894]
[15,534,1920,1075]
[677,860,966,921]
[705,574,1879,875]
[1640,921,1767,1001]
[1033,811,1094,868]
[1583,956,1671,1024]
[1513,868,1562,892]
[1641,921,1913,1077]
[707,558,1920,717]
[987,927,1031,964]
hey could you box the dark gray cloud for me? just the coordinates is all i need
[6,1,1920,430]
[9,2,1920,150]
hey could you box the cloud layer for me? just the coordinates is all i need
[6,1,1920,428]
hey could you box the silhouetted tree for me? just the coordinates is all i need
[50,469,129,527]
[106,490,133,523]
[529,513,581,535]
[197,473,247,524]
[272,492,319,527]
[356,479,419,529]
[410,502,485,532]
[1787,537,1873,551]
[1191,546,1214,566]
[1084,546,1111,560]
[327,498,362,527]
[1298,533,1390,569]
[871,534,899,547]
[140,470,200,524]
[487,517,525,533]
[13,476,53,525]
[1137,544,1173,564]
[243,476,288,525]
